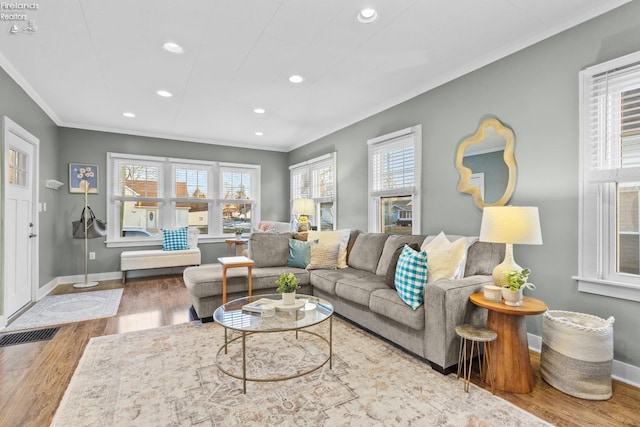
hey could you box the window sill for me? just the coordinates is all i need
[573,276,640,302]
[105,236,234,248]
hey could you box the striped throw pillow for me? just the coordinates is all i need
[306,242,340,270]
[394,245,428,309]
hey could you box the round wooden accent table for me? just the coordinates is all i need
[470,292,547,393]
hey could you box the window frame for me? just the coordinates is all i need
[576,50,640,302]
[106,152,260,247]
[289,152,337,230]
[367,125,422,234]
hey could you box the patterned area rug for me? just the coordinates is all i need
[4,289,123,332]
[53,317,551,426]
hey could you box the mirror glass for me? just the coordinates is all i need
[455,117,516,209]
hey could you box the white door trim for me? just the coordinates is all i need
[2,116,40,325]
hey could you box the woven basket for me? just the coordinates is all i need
[541,310,614,400]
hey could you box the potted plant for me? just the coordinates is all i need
[275,272,299,305]
[502,268,536,307]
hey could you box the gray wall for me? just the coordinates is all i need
[0,66,59,317]
[56,128,290,276]
[289,2,640,368]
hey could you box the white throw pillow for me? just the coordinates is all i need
[307,229,351,269]
[421,231,467,283]
[187,227,200,249]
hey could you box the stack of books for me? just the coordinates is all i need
[242,298,276,316]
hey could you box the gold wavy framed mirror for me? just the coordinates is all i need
[455,117,516,209]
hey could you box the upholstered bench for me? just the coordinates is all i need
[121,248,201,283]
[121,227,201,283]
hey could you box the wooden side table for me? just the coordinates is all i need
[217,256,254,304]
[469,292,547,393]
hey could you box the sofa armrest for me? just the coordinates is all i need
[423,275,494,371]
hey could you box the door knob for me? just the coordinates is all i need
[29,233,37,238]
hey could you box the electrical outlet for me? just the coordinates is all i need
[89,252,96,260]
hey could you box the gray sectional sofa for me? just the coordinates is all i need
[183,230,504,373]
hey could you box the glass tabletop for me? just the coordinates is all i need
[213,293,333,332]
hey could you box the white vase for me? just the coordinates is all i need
[502,286,523,306]
[282,291,296,305]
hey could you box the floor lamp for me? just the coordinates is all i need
[74,180,99,289]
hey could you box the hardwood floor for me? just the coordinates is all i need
[1,276,638,426]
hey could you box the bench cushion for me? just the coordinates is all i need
[121,248,201,271]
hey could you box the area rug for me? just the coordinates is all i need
[4,289,123,332]
[52,317,550,426]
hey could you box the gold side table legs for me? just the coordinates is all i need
[455,324,497,394]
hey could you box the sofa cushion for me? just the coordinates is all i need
[307,229,351,268]
[395,245,428,309]
[309,267,371,295]
[183,264,309,299]
[421,232,467,283]
[370,288,425,331]
[347,233,389,273]
[464,241,505,276]
[385,243,421,288]
[376,234,428,276]
[249,232,291,267]
[335,275,388,307]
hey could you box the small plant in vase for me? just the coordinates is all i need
[276,272,299,305]
[502,268,536,307]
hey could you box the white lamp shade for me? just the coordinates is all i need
[479,206,542,245]
[292,198,315,216]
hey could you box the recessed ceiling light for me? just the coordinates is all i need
[162,41,184,54]
[288,75,304,84]
[156,90,173,98]
[123,112,136,118]
[254,108,266,114]
[357,7,378,23]
[255,131,264,136]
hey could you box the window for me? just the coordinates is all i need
[367,125,422,234]
[289,153,336,230]
[577,50,640,302]
[107,153,260,246]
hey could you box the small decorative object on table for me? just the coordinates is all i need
[483,285,502,302]
[502,268,536,307]
[275,272,299,305]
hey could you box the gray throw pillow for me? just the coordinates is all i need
[385,243,421,288]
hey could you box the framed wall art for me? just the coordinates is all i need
[69,163,99,193]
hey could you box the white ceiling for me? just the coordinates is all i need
[0,0,629,152]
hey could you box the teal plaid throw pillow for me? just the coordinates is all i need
[394,245,428,309]
[162,227,189,251]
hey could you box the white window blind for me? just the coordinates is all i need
[112,157,163,202]
[585,58,640,183]
[291,167,310,199]
[220,167,255,202]
[369,134,415,197]
[289,153,336,201]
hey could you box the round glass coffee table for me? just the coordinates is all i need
[213,293,334,393]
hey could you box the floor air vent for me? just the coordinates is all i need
[0,327,60,347]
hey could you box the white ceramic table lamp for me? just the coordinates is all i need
[292,198,315,232]
[479,206,542,286]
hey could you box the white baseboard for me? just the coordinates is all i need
[37,277,58,300]
[528,332,640,388]
[56,271,122,285]
[0,314,5,329]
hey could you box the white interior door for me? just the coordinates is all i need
[3,117,39,319]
